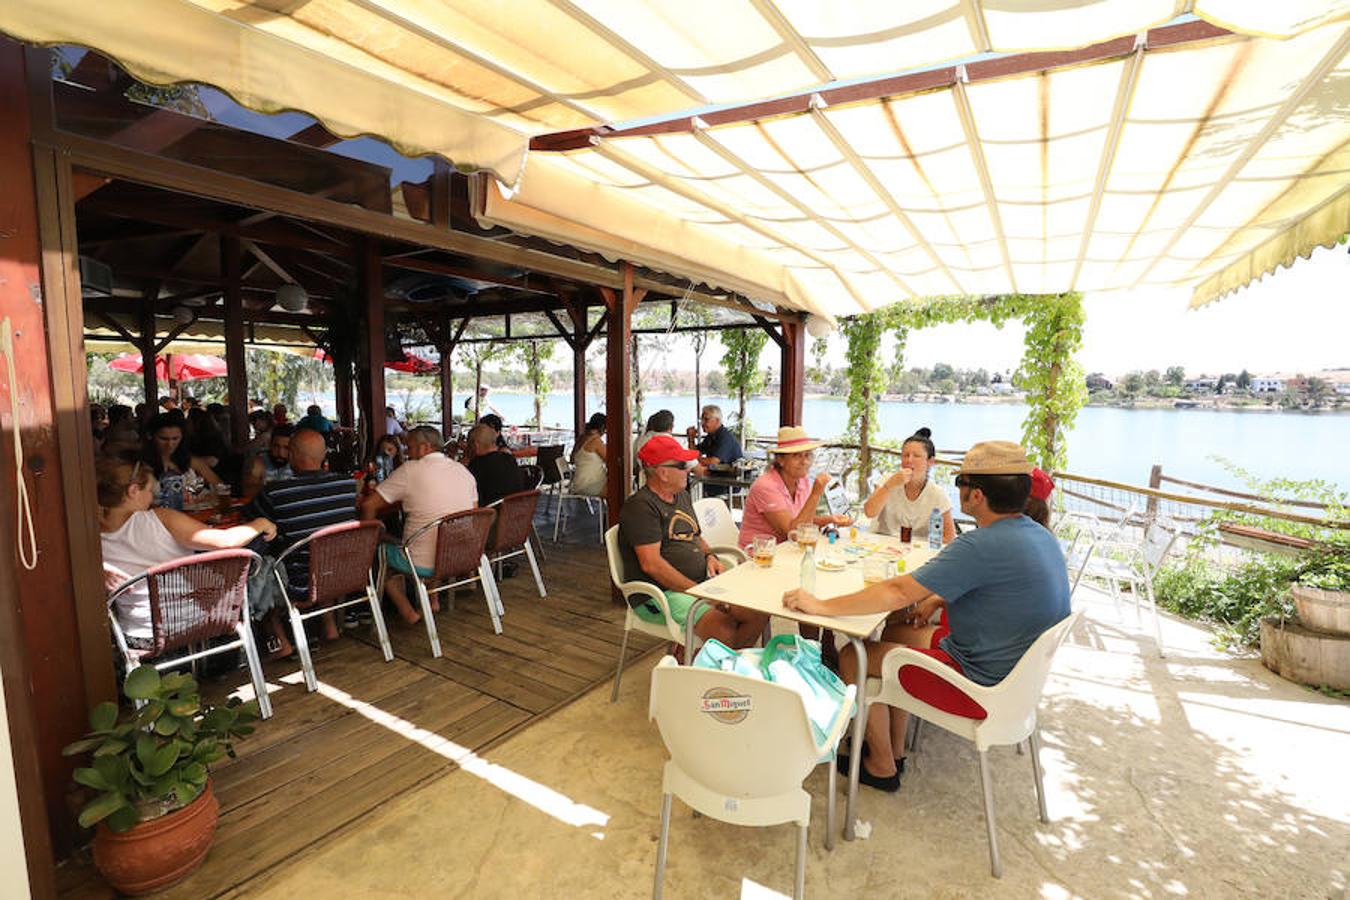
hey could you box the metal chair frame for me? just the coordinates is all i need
[272,520,393,692]
[107,548,273,719]
[393,507,502,655]
[551,455,606,544]
[485,490,548,599]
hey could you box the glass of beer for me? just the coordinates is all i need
[788,523,820,549]
[899,525,913,544]
[752,535,776,567]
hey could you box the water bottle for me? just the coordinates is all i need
[800,543,816,593]
[928,507,943,549]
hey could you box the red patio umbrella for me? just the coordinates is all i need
[108,352,230,382]
[314,348,439,374]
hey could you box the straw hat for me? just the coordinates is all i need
[957,441,1033,475]
[767,425,824,455]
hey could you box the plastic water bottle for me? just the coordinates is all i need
[800,543,816,593]
[928,508,943,549]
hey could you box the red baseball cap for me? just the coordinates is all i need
[1030,468,1055,501]
[639,434,700,468]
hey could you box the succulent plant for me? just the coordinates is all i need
[62,666,260,832]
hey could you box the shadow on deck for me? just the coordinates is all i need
[59,501,648,899]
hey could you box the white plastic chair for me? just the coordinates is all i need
[552,456,606,544]
[692,497,744,558]
[865,611,1081,878]
[648,657,856,900]
[605,526,692,701]
[1078,517,1180,656]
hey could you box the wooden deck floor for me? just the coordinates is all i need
[58,510,657,898]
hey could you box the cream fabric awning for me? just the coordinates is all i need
[4,0,1347,189]
[481,22,1350,316]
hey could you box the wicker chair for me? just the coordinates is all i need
[273,520,392,693]
[106,548,273,719]
[395,507,501,656]
[486,490,546,598]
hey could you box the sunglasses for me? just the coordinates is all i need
[954,474,974,488]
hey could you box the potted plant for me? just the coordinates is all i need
[1291,544,1350,636]
[62,666,260,896]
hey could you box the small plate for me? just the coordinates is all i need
[816,558,847,572]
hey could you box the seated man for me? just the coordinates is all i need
[240,424,294,500]
[250,428,358,651]
[466,423,526,507]
[359,425,477,625]
[619,435,768,650]
[295,404,334,434]
[685,404,743,497]
[783,441,1070,792]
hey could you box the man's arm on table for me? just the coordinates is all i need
[783,572,940,617]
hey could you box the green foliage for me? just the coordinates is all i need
[246,349,321,411]
[63,668,259,833]
[839,314,889,485]
[835,292,1086,472]
[1154,554,1300,649]
[516,340,555,426]
[719,328,769,441]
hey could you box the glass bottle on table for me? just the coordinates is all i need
[799,542,816,593]
[928,507,943,550]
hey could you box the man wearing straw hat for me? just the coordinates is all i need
[783,440,1070,792]
[738,426,852,548]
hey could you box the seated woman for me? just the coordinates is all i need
[861,427,955,544]
[96,457,285,656]
[1024,468,1055,528]
[369,433,404,483]
[738,426,850,548]
[569,412,608,496]
[142,412,223,509]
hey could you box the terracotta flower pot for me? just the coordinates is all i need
[92,781,219,896]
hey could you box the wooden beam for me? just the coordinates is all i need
[779,318,805,427]
[221,235,250,448]
[430,158,452,229]
[138,287,159,406]
[152,316,198,354]
[752,314,786,350]
[359,237,386,451]
[543,309,577,350]
[603,266,644,530]
[383,254,549,294]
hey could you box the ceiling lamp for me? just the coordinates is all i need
[805,314,833,339]
[276,283,309,312]
[171,305,195,324]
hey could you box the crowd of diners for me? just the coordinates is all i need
[617,424,1067,793]
[93,394,542,664]
[93,389,1069,796]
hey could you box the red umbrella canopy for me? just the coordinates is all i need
[314,348,438,374]
[108,353,229,382]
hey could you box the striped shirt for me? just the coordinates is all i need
[250,471,358,590]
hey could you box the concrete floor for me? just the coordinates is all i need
[238,588,1350,900]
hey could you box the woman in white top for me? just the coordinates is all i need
[570,412,608,496]
[862,428,956,544]
[97,457,279,653]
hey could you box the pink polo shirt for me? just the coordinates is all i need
[738,469,813,547]
[376,452,477,569]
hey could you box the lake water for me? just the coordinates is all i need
[351,389,1350,493]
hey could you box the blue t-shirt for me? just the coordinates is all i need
[295,414,333,434]
[910,515,1070,686]
[698,425,743,465]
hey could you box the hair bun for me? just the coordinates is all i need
[914,427,932,439]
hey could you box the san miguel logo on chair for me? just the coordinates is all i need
[700,687,752,724]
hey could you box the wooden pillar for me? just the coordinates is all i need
[440,344,454,429]
[358,237,386,451]
[221,235,248,448]
[779,317,805,427]
[571,308,587,437]
[138,291,158,408]
[0,40,110,893]
[601,264,644,527]
[333,339,355,429]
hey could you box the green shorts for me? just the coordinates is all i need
[382,543,434,578]
[633,590,709,628]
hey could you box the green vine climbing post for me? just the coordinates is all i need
[720,327,769,443]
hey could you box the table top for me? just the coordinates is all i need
[691,470,759,488]
[686,536,938,639]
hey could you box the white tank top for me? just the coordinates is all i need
[570,446,607,496]
[101,510,195,641]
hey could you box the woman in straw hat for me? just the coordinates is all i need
[738,426,852,548]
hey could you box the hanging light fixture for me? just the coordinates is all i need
[805,313,833,339]
[171,304,195,324]
[276,283,309,313]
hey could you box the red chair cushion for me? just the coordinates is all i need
[898,647,988,720]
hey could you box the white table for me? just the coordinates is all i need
[685,534,938,844]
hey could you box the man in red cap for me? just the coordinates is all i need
[618,435,769,649]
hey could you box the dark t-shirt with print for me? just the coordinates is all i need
[618,486,706,591]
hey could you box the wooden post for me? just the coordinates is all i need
[359,237,385,451]
[221,234,249,448]
[138,290,158,408]
[566,297,588,437]
[1145,464,1162,532]
[779,317,805,427]
[601,264,644,529]
[0,40,104,891]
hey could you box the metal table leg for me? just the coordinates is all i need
[844,637,868,841]
[684,599,709,664]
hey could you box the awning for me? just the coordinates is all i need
[485,21,1350,316]
[4,1,1346,191]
